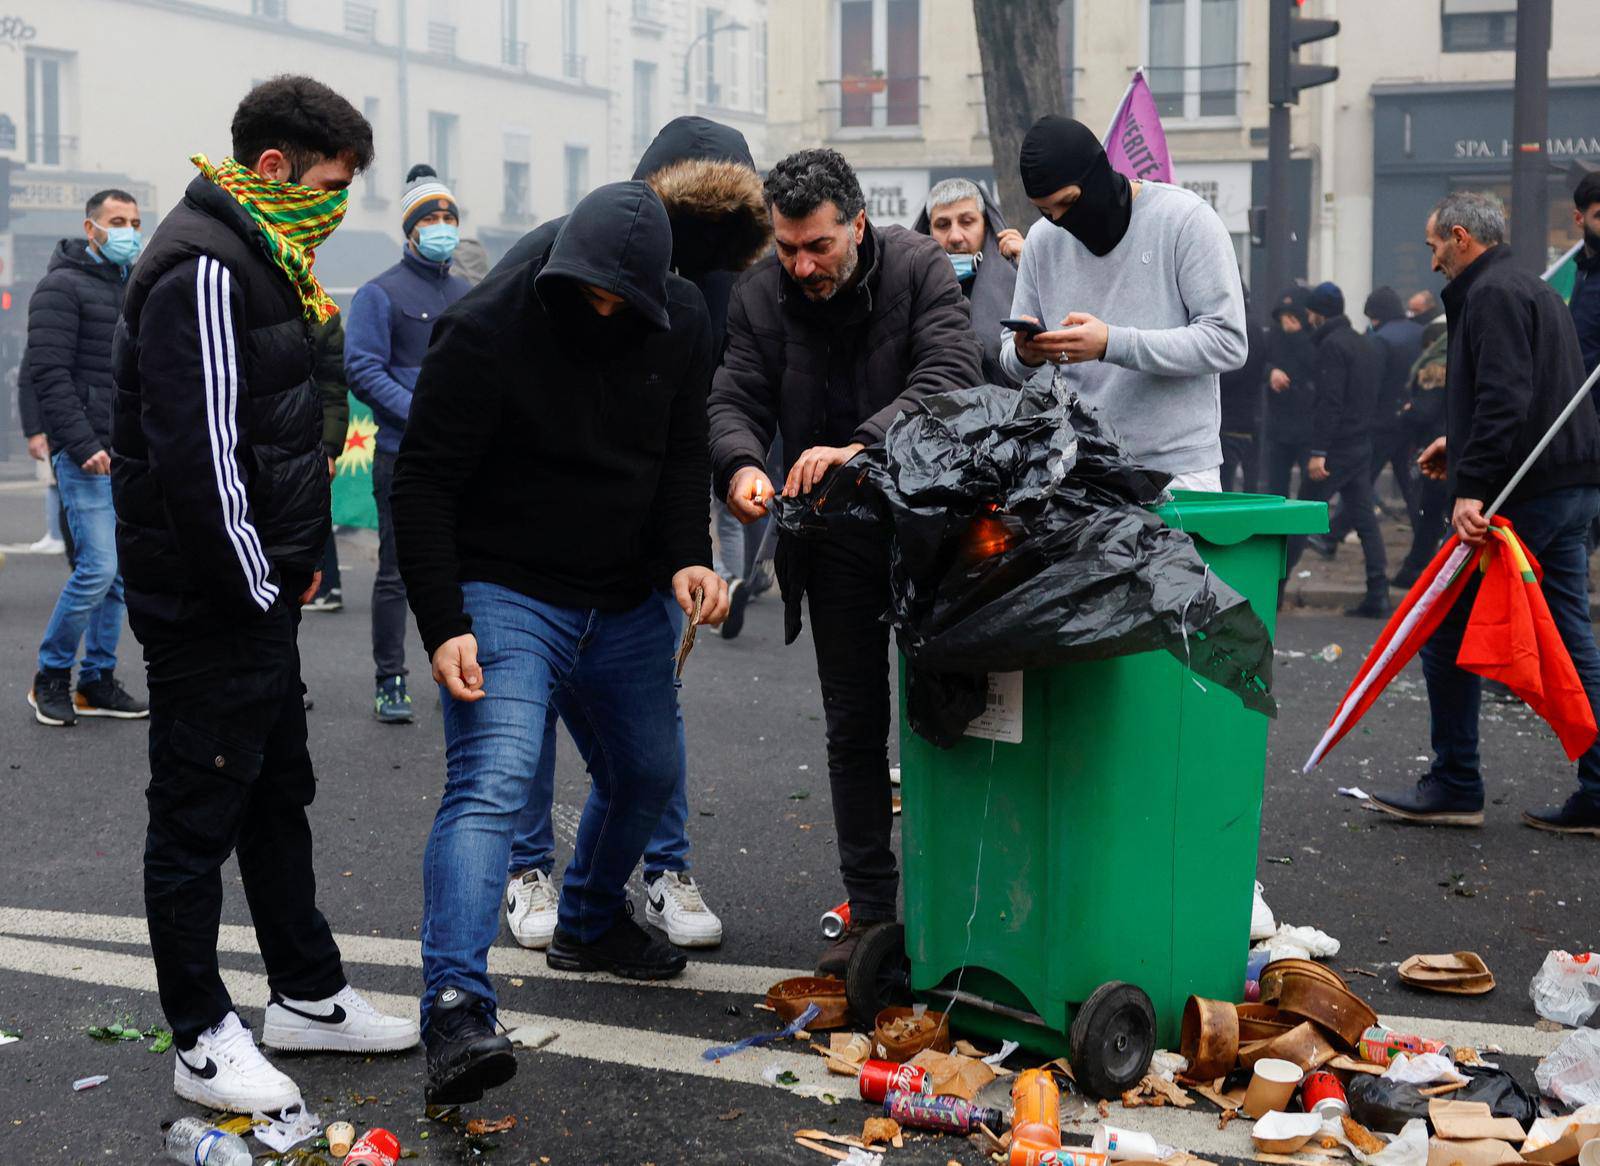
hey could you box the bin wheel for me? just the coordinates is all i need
[1069,981,1156,1100]
[844,922,913,1023]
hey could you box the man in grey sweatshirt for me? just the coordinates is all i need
[1001,116,1247,489]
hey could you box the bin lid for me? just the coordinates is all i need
[1154,491,1329,546]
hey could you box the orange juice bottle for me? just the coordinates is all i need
[1009,1068,1063,1165]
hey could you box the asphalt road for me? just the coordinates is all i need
[0,481,1591,1166]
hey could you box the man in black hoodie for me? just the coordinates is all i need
[487,118,770,956]
[392,181,729,1105]
[1261,287,1318,498]
[1370,192,1600,835]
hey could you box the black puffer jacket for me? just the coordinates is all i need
[26,237,126,465]
[1308,314,1382,456]
[112,174,329,622]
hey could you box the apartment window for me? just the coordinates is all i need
[562,0,584,79]
[252,0,285,18]
[753,20,767,113]
[503,162,531,221]
[837,0,921,131]
[633,61,657,153]
[24,50,69,167]
[428,112,458,187]
[1442,0,1515,51]
[344,2,377,39]
[564,145,589,213]
[500,0,526,67]
[1148,0,1238,121]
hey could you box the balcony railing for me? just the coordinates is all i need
[252,0,285,19]
[632,0,666,26]
[26,132,79,168]
[817,75,927,135]
[501,38,527,69]
[562,53,586,81]
[427,21,457,58]
[344,2,377,40]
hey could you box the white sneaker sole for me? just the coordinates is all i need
[74,704,149,719]
[506,893,557,950]
[174,1070,301,1114]
[645,903,724,948]
[260,1019,419,1054]
[26,693,73,727]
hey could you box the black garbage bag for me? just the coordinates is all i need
[1347,1066,1538,1134]
[774,382,1276,745]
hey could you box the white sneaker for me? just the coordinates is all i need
[505,868,560,950]
[174,1011,302,1113]
[261,984,420,1053]
[25,535,65,555]
[1250,880,1277,942]
[645,871,724,948]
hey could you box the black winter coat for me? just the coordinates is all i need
[26,238,126,465]
[1442,244,1600,503]
[112,175,330,623]
[17,351,42,438]
[1264,325,1318,447]
[1370,315,1424,433]
[1308,315,1382,456]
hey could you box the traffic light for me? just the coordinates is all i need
[1269,0,1339,106]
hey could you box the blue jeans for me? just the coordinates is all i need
[420,583,680,1031]
[507,591,690,878]
[1422,484,1600,805]
[37,453,124,679]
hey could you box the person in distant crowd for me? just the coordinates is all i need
[1220,284,1267,491]
[1261,287,1318,499]
[1370,192,1600,836]
[912,177,1023,387]
[1570,173,1600,377]
[304,314,351,618]
[112,76,418,1115]
[709,148,983,974]
[392,181,729,1106]
[1283,281,1389,617]
[1408,288,1443,325]
[487,116,770,955]
[344,165,471,722]
[17,352,69,555]
[1392,307,1450,588]
[25,188,149,727]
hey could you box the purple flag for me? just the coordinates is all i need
[1103,70,1173,184]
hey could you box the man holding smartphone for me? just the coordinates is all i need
[1001,116,1247,489]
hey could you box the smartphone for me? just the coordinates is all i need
[1001,317,1046,337]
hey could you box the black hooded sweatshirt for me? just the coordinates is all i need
[390,182,715,656]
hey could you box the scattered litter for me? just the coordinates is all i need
[1096,1121,1176,1159]
[466,1115,517,1135]
[1520,1102,1600,1163]
[1251,881,1277,942]
[325,1121,355,1157]
[1250,1110,1323,1155]
[1318,644,1343,662]
[1529,951,1600,1027]
[0,1029,19,1046]
[1339,786,1371,800]
[981,1039,1020,1069]
[1346,1116,1429,1166]
[71,1075,108,1091]
[860,1117,900,1149]
[1252,923,1341,962]
[717,1109,742,1122]
[1399,952,1495,995]
[764,1065,802,1087]
[252,1103,321,1152]
[506,1024,557,1050]
[705,1003,819,1061]
[1298,570,1312,579]
[1536,1026,1600,1108]
[1383,1053,1469,1087]
[889,766,902,786]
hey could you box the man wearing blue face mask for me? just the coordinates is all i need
[25,188,149,726]
[913,178,1023,387]
[345,164,471,723]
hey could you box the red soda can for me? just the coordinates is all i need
[858,1059,931,1103]
[821,900,851,939]
[1034,1152,1110,1166]
[884,1089,1003,1134]
[344,1129,401,1166]
[1303,1071,1348,1117]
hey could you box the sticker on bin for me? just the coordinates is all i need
[964,672,1023,744]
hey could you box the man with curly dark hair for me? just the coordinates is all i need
[708,147,984,974]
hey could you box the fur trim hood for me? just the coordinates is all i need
[635,117,771,276]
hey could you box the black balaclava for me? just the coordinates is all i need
[1019,115,1132,257]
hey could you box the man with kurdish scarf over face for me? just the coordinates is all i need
[111,76,419,1116]
[1000,116,1248,490]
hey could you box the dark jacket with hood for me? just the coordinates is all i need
[1442,244,1600,503]
[1308,314,1383,457]
[390,182,715,657]
[1220,286,1266,435]
[112,175,330,623]
[27,237,128,466]
[1264,289,1318,447]
[1571,246,1600,376]
[912,185,1018,386]
[1364,287,1424,433]
[493,116,770,352]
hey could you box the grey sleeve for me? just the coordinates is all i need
[998,231,1047,385]
[1102,202,1248,378]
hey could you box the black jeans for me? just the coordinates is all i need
[1329,426,1415,540]
[317,532,342,593]
[1220,431,1258,493]
[805,532,898,922]
[1262,438,1310,499]
[372,448,408,681]
[1398,474,1451,578]
[136,601,344,1048]
[1286,440,1388,591]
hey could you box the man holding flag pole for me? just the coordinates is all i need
[1340,192,1600,836]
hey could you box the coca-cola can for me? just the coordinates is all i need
[858,1059,930,1103]
[1303,1071,1348,1118]
[344,1129,400,1166]
[821,900,851,939]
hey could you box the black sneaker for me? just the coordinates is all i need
[720,578,750,641]
[816,918,891,978]
[1344,594,1391,620]
[423,987,516,1106]
[304,587,343,613]
[374,675,414,724]
[75,673,149,719]
[1306,534,1339,560]
[28,671,76,727]
[1368,774,1484,827]
[1522,793,1600,837]
[545,903,688,980]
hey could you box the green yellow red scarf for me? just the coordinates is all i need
[191,153,348,323]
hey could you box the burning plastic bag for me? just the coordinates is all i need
[774,382,1275,744]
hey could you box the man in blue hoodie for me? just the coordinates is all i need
[344,166,470,723]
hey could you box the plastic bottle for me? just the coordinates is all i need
[1010,1067,1064,1165]
[163,1117,252,1166]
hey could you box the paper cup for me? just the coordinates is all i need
[1092,1125,1163,1161]
[1578,1139,1600,1166]
[325,1121,355,1157]
[1243,1057,1304,1118]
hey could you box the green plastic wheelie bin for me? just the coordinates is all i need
[845,491,1327,1097]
